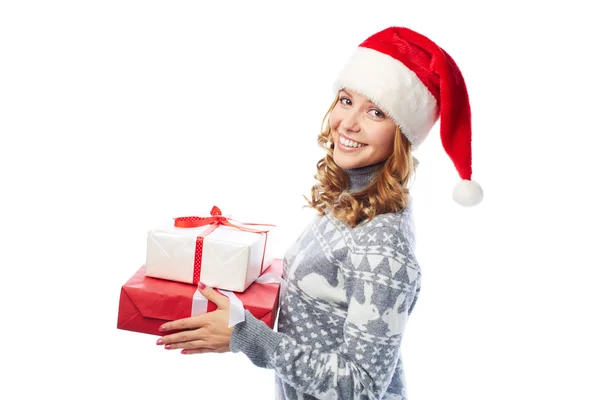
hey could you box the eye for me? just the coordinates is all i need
[368,108,385,118]
[339,97,352,106]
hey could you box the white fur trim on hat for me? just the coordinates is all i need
[332,46,439,148]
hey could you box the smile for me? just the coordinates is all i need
[338,133,367,148]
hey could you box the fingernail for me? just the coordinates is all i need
[156,339,163,345]
[158,326,167,332]
[181,350,187,354]
[198,281,206,290]
[165,345,171,350]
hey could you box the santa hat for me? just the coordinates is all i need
[332,27,483,206]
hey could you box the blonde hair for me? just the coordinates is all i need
[304,97,418,227]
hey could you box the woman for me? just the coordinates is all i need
[156,26,483,399]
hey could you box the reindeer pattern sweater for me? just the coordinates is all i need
[230,163,422,399]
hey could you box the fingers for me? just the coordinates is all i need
[181,348,215,355]
[158,328,205,346]
[163,339,212,351]
[159,315,208,332]
[197,283,230,309]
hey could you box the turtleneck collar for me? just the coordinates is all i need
[341,162,384,192]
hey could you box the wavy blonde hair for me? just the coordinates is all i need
[304,97,419,227]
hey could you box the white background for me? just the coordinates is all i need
[1,1,599,399]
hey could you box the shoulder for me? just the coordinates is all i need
[324,200,418,257]
[352,201,417,256]
[334,203,421,285]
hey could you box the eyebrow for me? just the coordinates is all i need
[340,90,379,108]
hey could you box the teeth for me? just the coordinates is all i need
[340,136,366,148]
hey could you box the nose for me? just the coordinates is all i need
[339,108,360,133]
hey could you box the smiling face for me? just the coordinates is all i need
[329,89,398,170]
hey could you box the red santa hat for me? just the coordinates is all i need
[333,27,483,206]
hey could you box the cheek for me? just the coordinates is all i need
[329,110,341,131]
[369,126,396,152]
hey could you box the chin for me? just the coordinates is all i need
[333,151,362,170]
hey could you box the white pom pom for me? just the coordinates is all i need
[452,179,483,207]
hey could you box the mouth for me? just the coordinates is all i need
[337,133,368,149]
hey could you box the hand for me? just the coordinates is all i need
[156,282,235,355]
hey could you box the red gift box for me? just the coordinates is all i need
[117,258,283,336]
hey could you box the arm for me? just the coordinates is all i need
[230,247,421,399]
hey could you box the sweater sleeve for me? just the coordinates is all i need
[230,225,421,399]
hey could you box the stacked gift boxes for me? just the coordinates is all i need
[117,206,283,336]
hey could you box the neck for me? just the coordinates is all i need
[342,162,384,192]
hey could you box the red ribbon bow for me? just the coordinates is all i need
[174,206,271,234]
[173,206,275,284]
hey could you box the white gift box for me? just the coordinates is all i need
[145,219,274,292]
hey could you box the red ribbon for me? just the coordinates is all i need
[173,206,275,285]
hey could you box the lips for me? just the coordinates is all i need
[338,133,368,146]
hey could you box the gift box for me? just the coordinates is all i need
[117,258,283,336]
[145,206,275,292]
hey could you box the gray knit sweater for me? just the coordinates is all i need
[231,163,422,400]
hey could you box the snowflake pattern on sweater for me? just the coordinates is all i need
[230,206,421,400]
